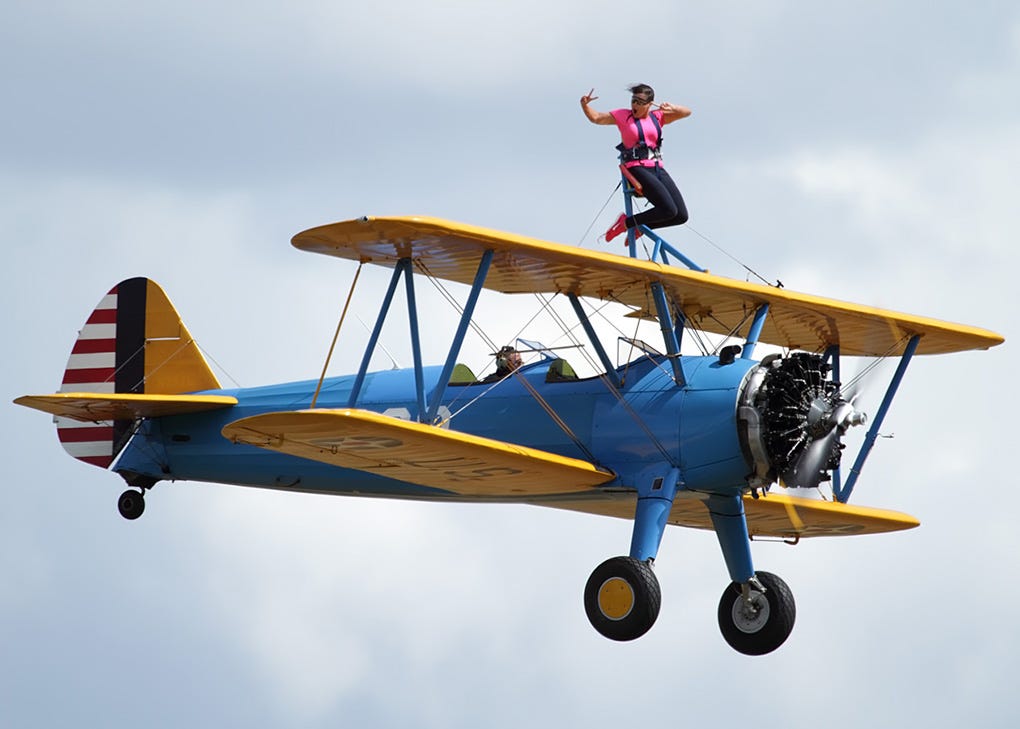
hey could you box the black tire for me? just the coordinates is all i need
[117,489,145,520]
[584,556,661,641]
[717,571,795,655]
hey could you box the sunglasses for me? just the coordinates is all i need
[631,97,653,106]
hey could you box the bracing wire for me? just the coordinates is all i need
[413,259,598,463]
[838,336,910,396]
[197,345,243,389]
[577,182,622,246]
[535,291,679,467]
[683,224,780,287]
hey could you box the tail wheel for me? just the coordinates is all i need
[117,489,146,520]
[717,571,795,655]
[584,556,661,641]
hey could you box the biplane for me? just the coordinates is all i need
[15,215,1003,655]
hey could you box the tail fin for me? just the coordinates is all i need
[54,277,221,468]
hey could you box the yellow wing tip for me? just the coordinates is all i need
[746,492,921,537]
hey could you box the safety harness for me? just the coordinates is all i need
[616,112,663,163]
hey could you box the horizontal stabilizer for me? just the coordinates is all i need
[222,408,616,497]
[15,392,238,422]
[547,492,920,538]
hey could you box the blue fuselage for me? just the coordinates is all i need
[115,355,759,501]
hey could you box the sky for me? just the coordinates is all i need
[2,1,1017,727]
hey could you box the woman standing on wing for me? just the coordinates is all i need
[580,84,691,242]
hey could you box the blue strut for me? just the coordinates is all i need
[835,334,921,503]
[629,467,681,562]
[707,494,755,583]
[349,259,408,407]
[426,250,494,424]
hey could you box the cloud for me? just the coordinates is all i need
[3,3,1019,728]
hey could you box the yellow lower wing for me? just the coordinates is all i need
[14,392,238,422]
[222,408,616,497]
[547,492,919,538]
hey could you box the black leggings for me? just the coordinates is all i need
[627,165,688,230]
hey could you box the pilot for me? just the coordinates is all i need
[579,84,691,242]
[482,346,522,383]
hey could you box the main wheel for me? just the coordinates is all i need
[717,571,795,655]
[117,489,146,520]
[584,556,661,641]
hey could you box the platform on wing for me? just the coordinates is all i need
[292,216,1003,357]
[222,408,617,497]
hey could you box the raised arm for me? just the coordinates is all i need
[658,102,692,124]
[580,89,614,125]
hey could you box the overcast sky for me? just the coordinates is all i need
[2,2,1017,727]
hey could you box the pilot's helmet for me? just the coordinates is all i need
[497,346,522,372]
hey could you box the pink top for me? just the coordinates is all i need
[611,108,665,168]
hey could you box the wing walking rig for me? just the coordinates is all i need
[15,215,1003,655]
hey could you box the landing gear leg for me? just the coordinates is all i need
[117,489,146,520]
[708,493,796,654]
[584,467,679,641]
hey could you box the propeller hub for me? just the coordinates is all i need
[806,396,836,438]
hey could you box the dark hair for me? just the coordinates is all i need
[628,83,655,101]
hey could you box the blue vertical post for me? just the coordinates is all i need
[618,168,705,270]
[402,260,426,422]
[650,282,685,387]
[741,304,770,360]
[348,261,405,407]
[836,334,921,503]
[426,250,494,424]
[568,294,622,390]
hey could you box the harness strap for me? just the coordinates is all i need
[635,112,663,149]
[616,111,664,163]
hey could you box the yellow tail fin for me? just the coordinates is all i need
[18,278,221,468]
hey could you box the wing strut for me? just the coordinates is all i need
[741,304,770,360]
[349,258,408,408]
[650,282,685,387]
[567,294,622,390]
[426,249,494,424]
[403,257,427,420]
[835,334,921,503]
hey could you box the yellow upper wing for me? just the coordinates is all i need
[222,408,616,497]
[292,216,1003,357]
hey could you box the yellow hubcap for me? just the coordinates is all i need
[598,577,635,620]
